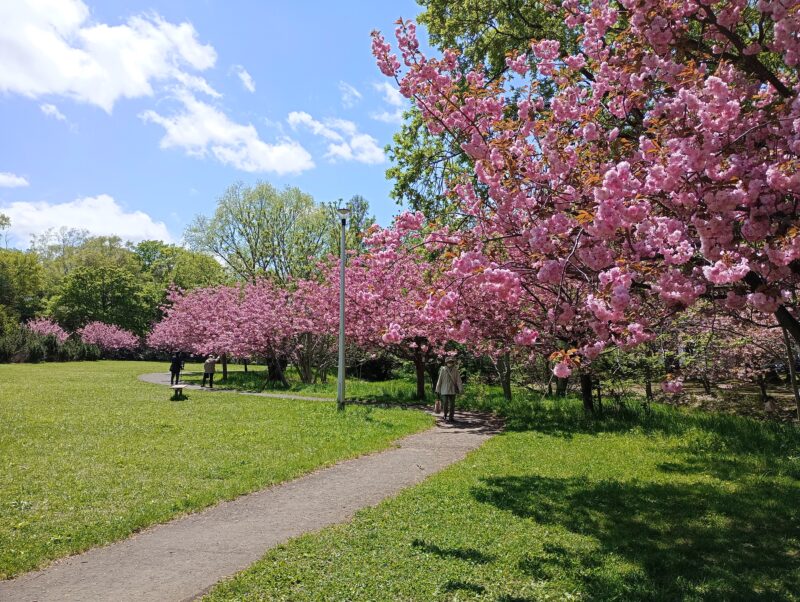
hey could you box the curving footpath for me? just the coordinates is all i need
[0,374,502,602]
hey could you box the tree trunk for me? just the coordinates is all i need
[295,334,314,385]
[426,360,440,394]
[267,354,289,387]
[556,376,569,397]
[413,352,426,401]
[701,376,711,395]
[757,374,769,403]
[542,356,553,396]
[497,352,512,401]
[782,327,800,420]
[580,372,594,414]
[643,347,654,402]
[221,354,228,381]
[243,359,248,373]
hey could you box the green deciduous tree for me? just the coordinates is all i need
[133,240,227,290]
[185,182,374,283]
[50,265,159,334]
[0,249,44,329]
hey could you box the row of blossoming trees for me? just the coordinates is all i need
[144,0,799,415]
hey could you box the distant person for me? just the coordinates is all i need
[202,354,219,388]
[169,353,184,385]
[436,357,463,423]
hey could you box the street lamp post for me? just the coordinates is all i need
[337,206,351,411]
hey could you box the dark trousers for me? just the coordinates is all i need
[441,394,456,420]
[202,372,214,388]
[170,370,181,385]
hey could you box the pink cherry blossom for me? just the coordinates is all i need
[25,318,68,343]
[79,322,139,351]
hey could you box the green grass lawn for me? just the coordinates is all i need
[205,398,800,601]
[0,361,432,579]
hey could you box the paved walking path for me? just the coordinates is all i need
[139,371,335,402]
[1,374,502,602]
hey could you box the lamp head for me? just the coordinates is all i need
[337,207,352,220]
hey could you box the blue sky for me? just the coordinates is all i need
[0,0,429,248]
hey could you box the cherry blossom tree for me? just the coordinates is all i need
[148,285,245,379]
[341,216,454,399]
[372,1,800,409]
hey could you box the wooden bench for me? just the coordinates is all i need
[170,384,186,400]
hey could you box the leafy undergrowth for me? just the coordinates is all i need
[0,361,432,579]
[205,398,800,601]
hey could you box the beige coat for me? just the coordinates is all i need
[436,365,463,396]
[203,357,218,374]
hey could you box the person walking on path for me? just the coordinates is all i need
[436,357,463,422]
[202,354,219,388]
[169,353,184,385]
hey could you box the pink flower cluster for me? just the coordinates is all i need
[79,322,139,351]
[371,0,800,380]
[25,318,68,343]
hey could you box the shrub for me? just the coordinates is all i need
[25,318,68,343]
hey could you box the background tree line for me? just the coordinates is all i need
[0,182,373,363]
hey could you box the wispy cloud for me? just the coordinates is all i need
[371,82,406,124]
[338,81,362,108]
[232,65,256,93]
[141,91,314,175]
[288,111,384,165]
[0,172,29,188]
[40,103,67,121]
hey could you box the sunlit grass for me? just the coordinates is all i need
[0,361,432,579]
[205,397,800,601]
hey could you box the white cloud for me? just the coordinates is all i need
[370,82,406,124]
[0,0,218,112]
[141,91,314,175]
[1,194,173,244]
[374,82,404,107]
[371,109,405,124]
[0,172,29,188]
[40,103,67,121]
[287,111,384,165]
[339,81,362,108]
[232,65,255,93]
[287,111,344,142]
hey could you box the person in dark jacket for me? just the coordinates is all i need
[169,353,183,385]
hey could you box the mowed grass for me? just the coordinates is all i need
[0,361,432,579]
[206,399,800,601]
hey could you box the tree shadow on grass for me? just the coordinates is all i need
[473,474,800,600]
[502,397,800,463]
[442,580,487,595]
[411,538,495,564]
